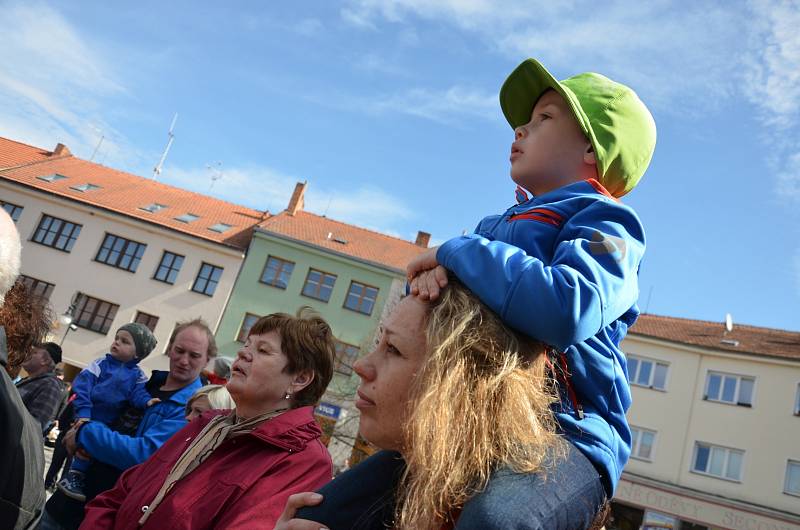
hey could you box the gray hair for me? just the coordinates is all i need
[0,210,21,304]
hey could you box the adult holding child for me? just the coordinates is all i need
[278,280,604,529]
[80,309,335,529]
[40,319,216,530]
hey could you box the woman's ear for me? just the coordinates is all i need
[584,143,597,166]
[291,370,315,392]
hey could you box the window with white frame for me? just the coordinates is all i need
[704,371,754,407]
[692,442,744,481]
[795,384,800,416]
[627,355,668,390]
[785,460,800,496]
[630,426,656,461]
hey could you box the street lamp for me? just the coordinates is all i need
[59,291,82,346]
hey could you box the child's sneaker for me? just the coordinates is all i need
[57,470,86,502]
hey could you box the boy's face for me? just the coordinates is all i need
[110,330,137,362]
[510,89,595,195]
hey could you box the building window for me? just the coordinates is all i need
[175,213,200,223]
[208,223,233,233]
[139,203,167,213]
[786,460,800,496]
[134,311,159,332]
[301,269,337,302]
[95,233,147,273]
[704,371,754,407]
[260,256,295,289]
[236,313,260,342]
[344,281,379,316]
[630,426,656,461]
[795,384,800,416]
[627,355,668,390]
[37,174,67,183]
[74,294,119,334]
[18,275,55,301]
[69,183,101,193]
[31,214,82,252]
[1,201,23,222]
[692,442,744,481]
[334,341,360,376]
[192,262,223,296]
[153,251,184,284]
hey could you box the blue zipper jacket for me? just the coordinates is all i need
[78,371,202,471]
[72,354,151,424]
[437,178,645,495]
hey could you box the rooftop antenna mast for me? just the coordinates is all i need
[207,161,224,192]
[153,113,178,180]
[89,128,105,162]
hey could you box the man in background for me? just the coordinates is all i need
[16,342,64,432]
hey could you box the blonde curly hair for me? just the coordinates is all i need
[395,280,564,529]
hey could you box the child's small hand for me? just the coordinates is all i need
[147,398,161,407]
[411,266,449,301]
[406,247,441,282]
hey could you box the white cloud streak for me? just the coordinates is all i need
[0,2,140,168]
[162,164,414,235]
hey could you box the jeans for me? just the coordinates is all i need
[298,440,606,530]
[36,510,68,530]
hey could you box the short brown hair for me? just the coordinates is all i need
[167,318,217,358]
[248,307,334,408]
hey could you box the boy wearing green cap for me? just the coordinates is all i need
[58,322,159,502]
[408,57,655,507]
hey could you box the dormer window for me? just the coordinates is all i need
[140,203,167,213]
[208,223,233,233]
[70,183,101,193]
[175,213,200,224]
[37,174,67,183]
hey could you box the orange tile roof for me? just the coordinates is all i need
[258,210,427,273]
[0,137,266,251]
[0,136,57,168]
[630,313,800,361]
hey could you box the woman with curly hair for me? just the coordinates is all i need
[279,279,605,529]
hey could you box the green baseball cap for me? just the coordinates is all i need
[499,58,656,197]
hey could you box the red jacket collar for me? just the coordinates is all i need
[201,406,322,452]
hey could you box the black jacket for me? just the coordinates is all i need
[0,327,45,530]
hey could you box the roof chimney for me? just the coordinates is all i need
[415,231,431,248]
[52,143,71,157]
[287,181,306,216]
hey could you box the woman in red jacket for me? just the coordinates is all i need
[81,308,335,530]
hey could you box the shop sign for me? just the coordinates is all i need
[616,478,800,530]
[314,402,342,419]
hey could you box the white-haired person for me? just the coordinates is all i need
[0,208,53,529]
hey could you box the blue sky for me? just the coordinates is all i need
[2,1,799,332]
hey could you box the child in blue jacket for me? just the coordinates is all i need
[58,322,158,502]
[409,57,655,512]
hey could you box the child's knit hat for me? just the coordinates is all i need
[118,322,157,361]
[499,58,656,198]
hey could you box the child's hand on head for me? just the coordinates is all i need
[407,247,442,281]
[410,267,448,301]
[147,397,161,407]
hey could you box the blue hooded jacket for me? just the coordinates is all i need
[437,178,644,495]
[71,354,151,424]
[78,371,202,471]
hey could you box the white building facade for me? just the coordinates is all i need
[610,314,800,530]
[1,137,262,375]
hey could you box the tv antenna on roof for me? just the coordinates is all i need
[153,113,178,180]
[207,161,224,193]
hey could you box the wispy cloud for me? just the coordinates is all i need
[0,2,142,169]
[162,164,414,236]
[342,0,800,200]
